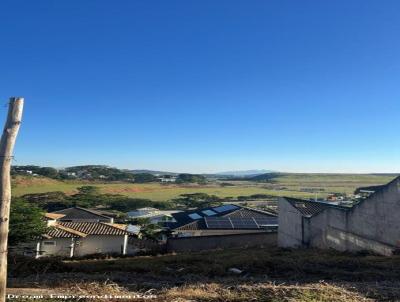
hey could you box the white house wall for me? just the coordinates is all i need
[40,235,128,257]
[40,238,72,257]
[74,235,126,256]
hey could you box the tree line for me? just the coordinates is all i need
[12,165,207,183]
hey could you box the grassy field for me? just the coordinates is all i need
[11,173,396,201]
[8,247,400,301]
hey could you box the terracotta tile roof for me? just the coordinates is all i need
[44,222,134,238]
[58,222,130,236]
[103,223,127,231]
[45,224,86,238]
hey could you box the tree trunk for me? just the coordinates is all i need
[0,98,24,302]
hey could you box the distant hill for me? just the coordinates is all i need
[128,170,179,176]
[215,170,274,177]
[246,172,284,181]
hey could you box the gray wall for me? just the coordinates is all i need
[279,177,400,255]
[167,232,277,252]
[309,178,400,255]
[278,198,304,247]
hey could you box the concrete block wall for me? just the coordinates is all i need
[278,198,304,247]
[307,177,400,255]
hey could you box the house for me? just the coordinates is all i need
[165,204,278,252]
[36,208,137,258]
[167,204,278,237]
[127,207,180,224]
[278,175,400,256]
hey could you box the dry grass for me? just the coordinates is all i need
[11,174,395,201]
[7,280,385,301]
[164,282,373,302]
[8,248,400,301]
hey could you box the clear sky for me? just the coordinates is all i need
[1,0,400,173]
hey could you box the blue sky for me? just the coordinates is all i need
[1,0,400,173]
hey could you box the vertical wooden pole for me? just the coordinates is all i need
[0,97,24,302]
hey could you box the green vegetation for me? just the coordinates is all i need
[12,173,396,202]
[12,165,209,185]
[173,193,223,209]
[131,173,157,183]
[12,165,59,178]
[20,186,224,213]
[9,198,46,246]
[64,165,135,181]
[20,185,176,213]
[176,173,207,184]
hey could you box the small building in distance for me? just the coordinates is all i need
[278,175,400,256]
[157,175,177,183]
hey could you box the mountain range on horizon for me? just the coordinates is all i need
[214,169,274,177]
[129,169,274,177]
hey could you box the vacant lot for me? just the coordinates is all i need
[8,248,400,301]
[12,174,395,201]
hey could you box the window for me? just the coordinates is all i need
[202,210,217,216]
[213,205,238,213]
[188,213,202,220]
[43,241,56,246]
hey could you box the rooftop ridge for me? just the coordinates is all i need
[52,224,88,237]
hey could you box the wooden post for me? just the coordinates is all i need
[0,97,24,302]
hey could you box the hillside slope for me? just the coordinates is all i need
[8,247,400,301]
